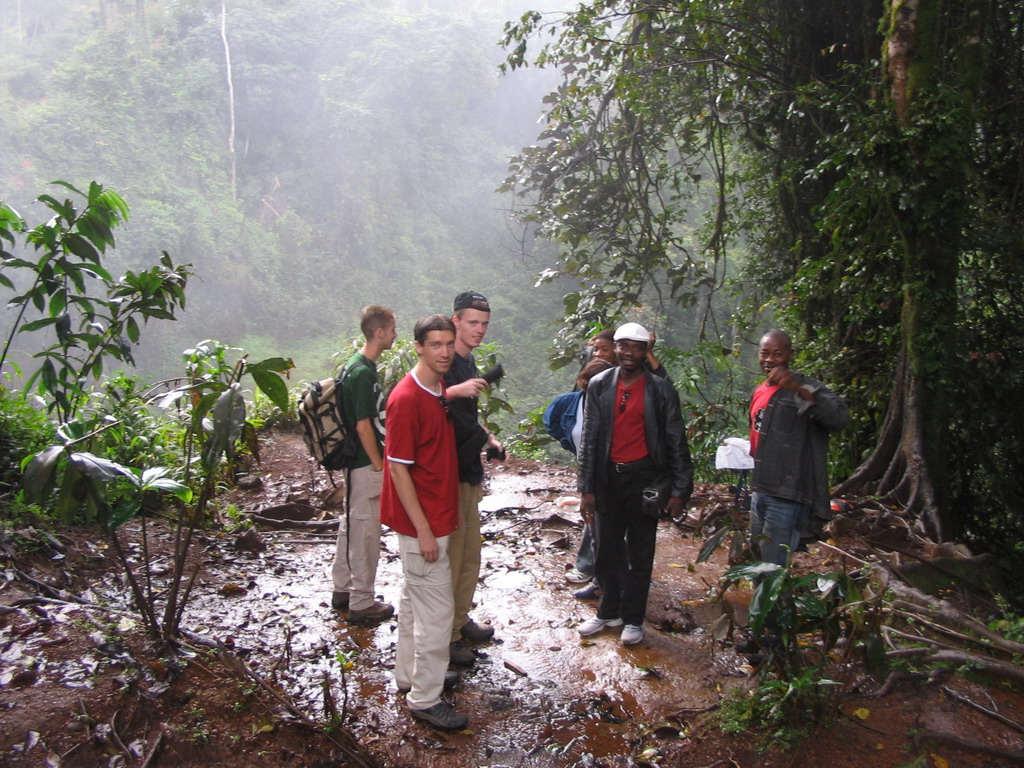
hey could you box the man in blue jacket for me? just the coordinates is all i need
[576,322,693,645]
[749,330,849,566]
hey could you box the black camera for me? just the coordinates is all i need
[479,363,505,386]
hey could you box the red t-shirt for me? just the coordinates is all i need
[609,376,649,463]
[380,371,459,538]
[749,380,779,458]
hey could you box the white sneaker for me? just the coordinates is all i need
[621,624,644,645]
[565,568,592,584]
[578,616,623,636]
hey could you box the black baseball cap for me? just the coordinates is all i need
[453,291,490,313]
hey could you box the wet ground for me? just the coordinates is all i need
[205,448,752,767]
[5,430,1018,767]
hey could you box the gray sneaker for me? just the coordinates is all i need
[577,616,623,636]
[621,624,645,645]
[410,701,468,730]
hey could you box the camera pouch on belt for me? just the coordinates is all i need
[641,476,673,519]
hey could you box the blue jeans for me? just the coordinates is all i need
[750,492,809,567]
[574,524,595,577]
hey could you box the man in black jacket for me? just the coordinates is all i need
[443,291,505,667]
[749,330,848,565]
[576,322,693,645]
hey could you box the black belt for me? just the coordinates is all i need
[611,457,654,474]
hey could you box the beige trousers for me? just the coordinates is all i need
[395,533,452,710]
[448,482,484,642]
[330,465,384,611]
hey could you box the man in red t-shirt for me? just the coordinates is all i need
[380,314,466,731]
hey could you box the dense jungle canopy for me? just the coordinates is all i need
[1,0,1023,584]
[0,0,581,408]
[500,0,1024,572]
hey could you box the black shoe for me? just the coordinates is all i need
[573,582,601,600]
[460,619,495,642]
[410,701,468,730]
[734,638,760,655]
[398,669,459,694]
[331,591,350,610]
[448,640,476,668]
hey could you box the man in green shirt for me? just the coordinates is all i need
[331,305,398,623]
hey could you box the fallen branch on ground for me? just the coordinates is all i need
[913,729,1024,762]
[942,685,1024,736]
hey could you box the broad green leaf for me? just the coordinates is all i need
[250,370,290,413]
[245,357,295,374]
[105,499,142,532]
[724,561,781,583]
[20,317,59,332]
[21,445,65,504]
[68,452,137,483]
[696,524,731,564]
[201,384,246,470]
[64,233,101,264]
[156,387,191,410]
[748,568,786,636]
[140,468,193,502]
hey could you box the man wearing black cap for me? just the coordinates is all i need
[576,322,693,646]
[443,291,504,667]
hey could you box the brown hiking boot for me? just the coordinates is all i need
[348,601,394,624]
[331,591,350,610]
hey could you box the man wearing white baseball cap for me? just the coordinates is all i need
[575,322,693,645]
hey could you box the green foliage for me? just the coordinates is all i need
[19,337,293,644]
[723,563,877,674]
[0,385,55,504]
[472,342,514,438]
[3,181,295,644]
[988,597,1024,646]
[719,561,885,734]
[505,404,558,461]
[374,338,419,397]
[502,0,1024,556]
[0,182,192,422]
[717,671,829,751]
[78,374,183,471]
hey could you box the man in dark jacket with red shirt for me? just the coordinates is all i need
[749,330,849,566]
[576,322,693,646]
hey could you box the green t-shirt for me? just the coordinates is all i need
[339,353,385,469]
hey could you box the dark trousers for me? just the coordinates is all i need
[593,464,659,626]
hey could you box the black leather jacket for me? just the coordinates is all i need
[751,372,849,530]
[577,367,693,502]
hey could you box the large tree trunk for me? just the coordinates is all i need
[835,0,987,540]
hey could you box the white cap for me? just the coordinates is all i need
[613,322,650,343]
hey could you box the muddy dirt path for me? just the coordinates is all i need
[210,430,749,767]
[4,428,1016,767]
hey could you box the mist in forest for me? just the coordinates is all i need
[0,0,574,412]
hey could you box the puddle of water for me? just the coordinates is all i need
[192,465,750,766]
